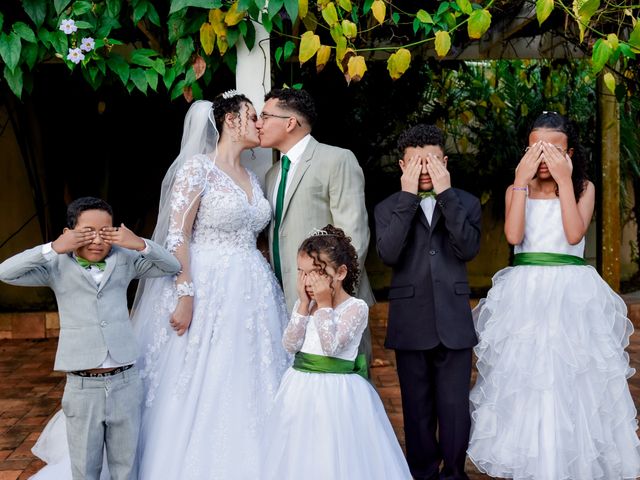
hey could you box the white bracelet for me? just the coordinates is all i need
[176,281,195,297]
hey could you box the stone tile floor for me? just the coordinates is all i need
[1,304,640,480]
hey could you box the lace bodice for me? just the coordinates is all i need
[514,198,585,257]
[282,297,368,361]
[166,154,271,253]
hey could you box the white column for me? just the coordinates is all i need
[236,21,272,187]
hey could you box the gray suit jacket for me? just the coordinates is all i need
[0,241,180,371]
[265,136,375,314]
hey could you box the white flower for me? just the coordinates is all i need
[60,19,77,35]
[67,48,85,64]
[80,37,95,52]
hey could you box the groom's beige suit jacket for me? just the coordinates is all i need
[265,136,375,315]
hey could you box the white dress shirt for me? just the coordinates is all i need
[271,134,312,206]
[420,196,436,225]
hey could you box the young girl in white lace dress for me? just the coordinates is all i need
[468,112,640,479]
[261,224,412,479]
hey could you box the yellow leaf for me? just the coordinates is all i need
[460,110,474,123]
[607,33,618,51]
[371,0,385,25]
[341,19,357,39]
[299,0,308,19]
[603,71,616,93]
[489,93,506,109]
[573,0,600,43]
[217,35,228,55]
[209,9,227,37]
[224,2,245,26]
[316,45,331,72]
[321,2,339,27]
[459,136,469,153]
[387,48,411,80]
[199,23,216,55]
[434,30,451,57]
[467,9,491,39]
[299,31,321,64]
[338,0,352,11]
[347,55,367,82]
[536,0,554,25]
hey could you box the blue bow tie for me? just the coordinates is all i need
[76,256,106,271]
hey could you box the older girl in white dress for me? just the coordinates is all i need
[468,112,640,479]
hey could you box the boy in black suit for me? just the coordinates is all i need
[374,124,481,480]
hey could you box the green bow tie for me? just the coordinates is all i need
[76,256,106,271]
[418,190,437,199]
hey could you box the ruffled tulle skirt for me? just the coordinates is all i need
[261,367,412,480]
[468,264,640,479]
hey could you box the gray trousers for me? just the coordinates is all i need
[62,366,143,480]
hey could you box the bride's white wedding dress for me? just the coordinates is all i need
[30,155,290,479]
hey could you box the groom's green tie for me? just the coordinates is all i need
[273,155,291,283]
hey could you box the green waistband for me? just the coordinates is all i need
[513,252,586,266]
[293,351,369,380]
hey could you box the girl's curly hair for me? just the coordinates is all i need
[298,224,360,295]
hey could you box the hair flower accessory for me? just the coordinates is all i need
[222,89,240,99]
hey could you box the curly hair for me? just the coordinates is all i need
[298,224,360,296]
[397,124,445,154]
[211,92,252,134]
[67,197,113,228]
[530,112,589,201]
[265,88,317,127]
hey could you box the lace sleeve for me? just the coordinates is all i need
[313,299,368,357]
[282,300,310,354]
[165,156,208,288]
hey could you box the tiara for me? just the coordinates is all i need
[542,110,558,115]
[308,228,340,238]
[222,89,240,99]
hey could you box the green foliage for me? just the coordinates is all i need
[0,1,639,99]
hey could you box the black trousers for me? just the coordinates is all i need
[395,345,472,480]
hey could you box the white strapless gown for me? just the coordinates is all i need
[468,198,640,479]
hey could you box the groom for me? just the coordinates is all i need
[257,88,374,357]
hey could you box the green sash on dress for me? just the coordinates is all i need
[293,351,369,380]
[513,252,586,266]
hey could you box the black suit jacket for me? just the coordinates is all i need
[374,188,482,350]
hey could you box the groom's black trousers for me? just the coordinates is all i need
[395,344,472,480]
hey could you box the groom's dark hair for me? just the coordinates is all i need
[265,88,317,127]
[67,197,113,228]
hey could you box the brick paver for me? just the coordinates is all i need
[1,303,640,479]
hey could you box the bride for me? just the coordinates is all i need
[30,93,291,479]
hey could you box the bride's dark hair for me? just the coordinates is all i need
[298,225,360,295]
[211,92,252,134]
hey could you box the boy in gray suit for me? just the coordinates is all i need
[0,197,180,480]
